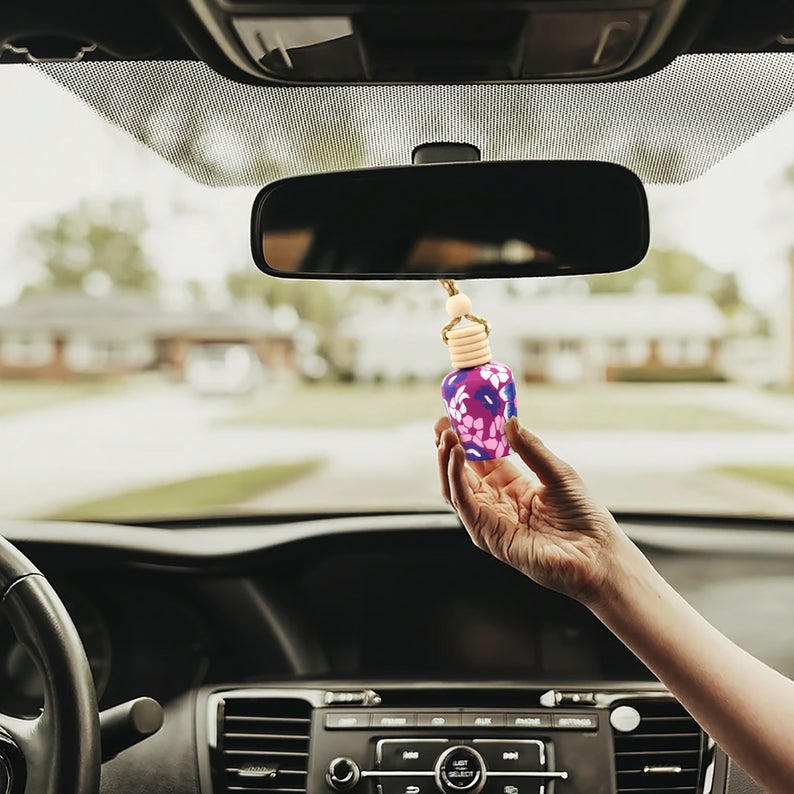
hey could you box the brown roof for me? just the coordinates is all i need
[0,291,285,341]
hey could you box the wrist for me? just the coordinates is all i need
[583,531,661,620]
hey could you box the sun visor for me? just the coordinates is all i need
[184,0,695,84]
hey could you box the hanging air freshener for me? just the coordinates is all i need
[439,279,517,461]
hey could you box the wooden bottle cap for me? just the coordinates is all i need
[448,323,491,369]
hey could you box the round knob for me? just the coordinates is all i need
[434,746,486,794]
[610,705,641,733]
[326,757,360,791]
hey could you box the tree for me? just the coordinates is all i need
[226,269,398,374]
[587,248,743,314]
[19,198,157,296]
[226,268,345,329]
[185,279,207,304]
[42,65,366,187]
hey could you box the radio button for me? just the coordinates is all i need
[483,778,542,794]
[472,741,544,772]
[552,714,598,730]
[379,777,435,794]
[327,757,361,791]
[436,746,486,794]
[378,740,449,771]
[373,713,417,729]
[506,714,551,729]
[325,713,369,729]
[461,713,504,729]
[417,713,461,728]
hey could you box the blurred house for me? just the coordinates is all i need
[0,291,297,380]
[335,296,446,382]
[720,337,782,387]
[785,247,794,387]
[339,293,726,384]
[163,305,297,379]
[502,294,726,383]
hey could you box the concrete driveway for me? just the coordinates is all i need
[254,420,794,516]
[1,382,794,519]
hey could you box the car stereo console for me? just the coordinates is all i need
[199,684,725,794]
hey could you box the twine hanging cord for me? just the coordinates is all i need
[438,279,491,344]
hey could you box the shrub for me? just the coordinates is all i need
[615,365,726,383]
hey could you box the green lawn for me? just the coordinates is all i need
[717,466,794,495]
[226,383,446,429]
[518,387,775,432]
[46,459,322,522]
[225,383,776,432]
[0,379,120,417]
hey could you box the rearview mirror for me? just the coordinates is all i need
[251,161,649,279]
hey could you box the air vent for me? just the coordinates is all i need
[217,697,312,794]
[611,698,704,794]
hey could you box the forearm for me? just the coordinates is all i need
[589,537,794,794]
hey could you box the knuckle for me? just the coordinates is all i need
[555,462,579,482]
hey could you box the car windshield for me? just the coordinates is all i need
[1,58,793,523]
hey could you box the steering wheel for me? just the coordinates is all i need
[0,535,100,794]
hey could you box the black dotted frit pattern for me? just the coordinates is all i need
[36,53,794,186]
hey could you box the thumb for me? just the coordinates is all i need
[506,417,576,486]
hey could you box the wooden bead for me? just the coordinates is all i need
[446,292,473,318]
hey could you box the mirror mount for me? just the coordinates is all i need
[412,142,481,165]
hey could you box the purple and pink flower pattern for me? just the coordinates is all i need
[441,362,517,461]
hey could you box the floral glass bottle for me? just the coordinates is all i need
[440,289,517,461]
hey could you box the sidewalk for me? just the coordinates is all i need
[2,382,793,520]
[670,384,794,429]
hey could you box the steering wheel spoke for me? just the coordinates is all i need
[0,711,38,744]
[0,711,39,792]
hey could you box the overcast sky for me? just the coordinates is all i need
[0,65,792,309]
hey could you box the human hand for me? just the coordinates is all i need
[435,415,639,608]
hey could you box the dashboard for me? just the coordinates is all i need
[0,574,217,718]
[300,549,650,682]
[198,683,715,794]
[1,512,790,793]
